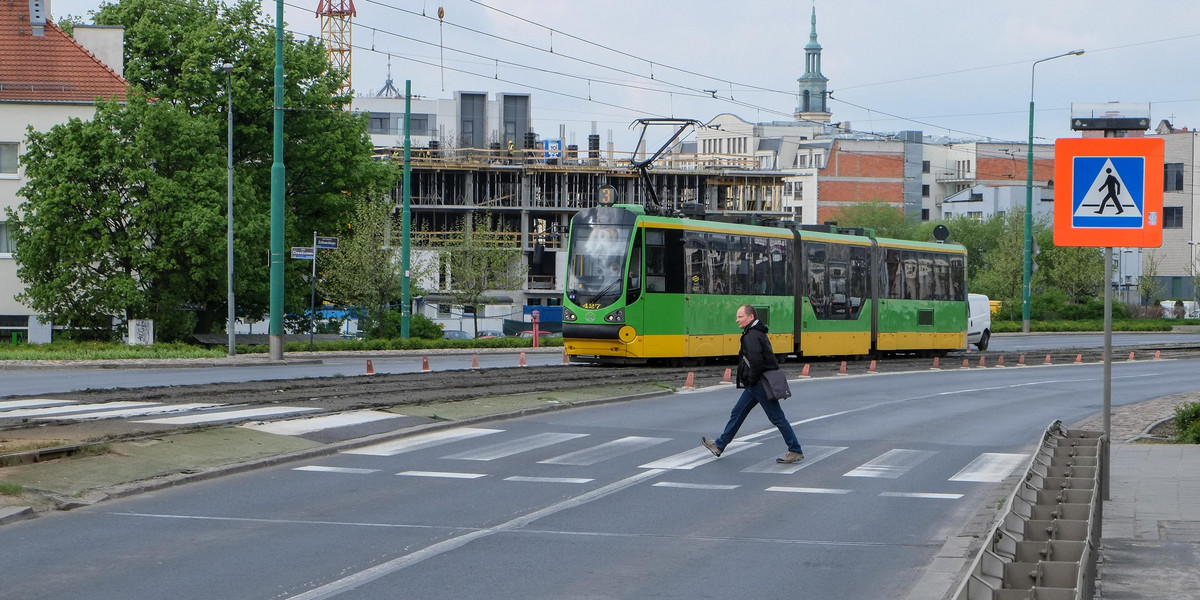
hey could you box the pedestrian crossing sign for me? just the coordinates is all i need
[1054,137,1163,247]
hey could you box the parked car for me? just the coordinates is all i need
[443,329,473,340]
[516,330,557,339]
[967,293,992,351]
[476,329,505,338]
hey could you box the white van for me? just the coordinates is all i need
[967,293,992,351]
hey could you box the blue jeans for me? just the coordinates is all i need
[715,383,803,453]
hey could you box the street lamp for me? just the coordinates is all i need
[1024,49,1084,333]
[223,61,235,356]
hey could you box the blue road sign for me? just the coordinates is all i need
[315,236,339,249]
[1070,155,1145,229]
[291,247,315,260]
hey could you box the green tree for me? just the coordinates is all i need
[435,214,526,335]
[10,95,222,340]
[1139,251,1167,306]
[831,200,920,240]
[1035,234,1103,302]
[319,200,406,338]
[11,0,397,338]
[970,210,1026,320]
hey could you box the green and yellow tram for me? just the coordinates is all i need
[561,203,968,364]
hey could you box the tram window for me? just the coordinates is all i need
[886,249,904,299]
[625,232,643,303]
[806,242,829,317]
[918,254,933,301]
[751,237,770,294]
[685,231,709,294]
[902,252,920,300]
[707,233,730,295]
[729,236,750,295]
[950,256,965,301]
[771,239,793,296]
[932,255,950,300]
[848,245,869,319]
[827,244,849,319]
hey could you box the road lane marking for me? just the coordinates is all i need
[766,486,852,495]
[0,399,76,411]
[3,401,159,418]
[539,436,669,466]
[844,449,937,479]
[135,406,321,425]
[639,441,760,470]
[652,482,740,490]
[504,476,593,484]
[40,403,220,420]
[242,410,403,435]
[397,471,486,479]
[742,445,846,474]
[880,492,963,500]
[949,453,1029,482]
[444,432,588,461]
[284,468,668,600]
[294,466,380,474]
[343,427,502,456]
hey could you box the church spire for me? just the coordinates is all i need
[796,6,831,123]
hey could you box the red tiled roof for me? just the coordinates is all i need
[0,3,127,102]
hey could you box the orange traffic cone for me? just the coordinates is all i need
[1155,350,1162,360]
[683,371,695,389]
[1044,354,1052,365]
[931,356,940,370]
[1075,354,1083,364]
[563,351,570,365]
[519,352,528,367]
[721,368,732,384]
[979,356,987,368]
[996,355,1005,367]
[421,356,431,372]
[471,354,480,369]
[800,364,811,378]
[1018,354,1026,366]
[365,359,375,375]
[838,361,848,375]
[1127,351,1136,361]
[961,359,970,369]
[867,360,877,374]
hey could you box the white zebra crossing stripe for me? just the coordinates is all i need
[444,432,589,461]
[2,401,159,418]
[135,406,321,425]
[0,399,76,411]
[504,476,593,484]
[638,441,761,470]
[844,449,937,479]
[398,471,486,479]
[344,427,502,456]
[652,482,740,490]
[293,466,380,474]
[880,492,963,500]
[741,445,847,474]
[539,436,669,466]
[766,486,852,495]
[39,403,219,421]
[242,410,403,436]
[949,453,1029,482]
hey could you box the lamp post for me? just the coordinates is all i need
[1024,49,1084,333]
[223,61,235,356]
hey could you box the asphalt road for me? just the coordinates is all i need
[4,357,1196,599]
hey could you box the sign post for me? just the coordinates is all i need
[1054,135,1163,500]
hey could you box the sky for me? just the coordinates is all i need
[46,0,1200,154]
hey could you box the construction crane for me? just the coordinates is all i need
[316,0,355,95]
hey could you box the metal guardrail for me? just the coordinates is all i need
[953,421,1105,600]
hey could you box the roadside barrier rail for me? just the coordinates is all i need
[953,421,1105,600]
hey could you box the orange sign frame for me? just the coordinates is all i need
[1053,137,1163,247]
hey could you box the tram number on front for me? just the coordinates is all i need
[581,302,603,309]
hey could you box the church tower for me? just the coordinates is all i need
[795,7,832,123]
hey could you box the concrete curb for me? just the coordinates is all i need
[0,505,35,525]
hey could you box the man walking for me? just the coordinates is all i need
[702,305,804,464]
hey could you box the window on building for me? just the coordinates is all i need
[797,155,807,168]
[922,160,930,174]
[0,142,17,174]
[367,114,391,134]
[0,222,12,253]
[1164,206,1184,228]
[1165,163,1184,192]
[921,208,929,221]
[967,211,983,221]
[411,114,430,136]
[922,184,930,198]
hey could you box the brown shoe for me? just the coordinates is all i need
[701,437,723,457]
[776,452,804,464]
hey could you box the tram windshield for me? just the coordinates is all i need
[565,224,633,310]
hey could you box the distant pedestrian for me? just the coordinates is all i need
[703,305,804,463]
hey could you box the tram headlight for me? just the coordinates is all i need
[604,309,624,323]
[563,307,577,322]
